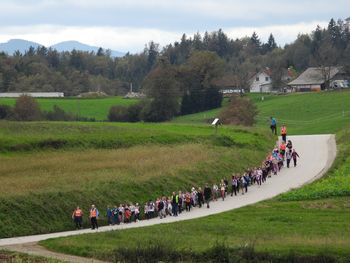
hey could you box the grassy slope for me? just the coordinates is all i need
[250,91,350,134]
[41,91,350,261]
[0,121,274,238]
[0,97,138,120]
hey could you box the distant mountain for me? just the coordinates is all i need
[0,39,43,55]
[50,40,125,57]
[0,39,125,57]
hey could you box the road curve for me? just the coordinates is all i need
[0,135,336,261]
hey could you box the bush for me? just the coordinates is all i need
[219,95,257,126]
[0,104,13,119]
[13,95,42,121]
[108,105,129,122]
[45,105,75,121]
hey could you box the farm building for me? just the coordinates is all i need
[249,67,295,93]
[0,92,64,98]
[288,67,350,91]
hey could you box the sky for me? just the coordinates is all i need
[0,0,349,53]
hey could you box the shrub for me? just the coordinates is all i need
[13,95,42,121]
[45,105,75,121]
[219,95,257,126]
[108,105,129,122]
[0,104,13,119]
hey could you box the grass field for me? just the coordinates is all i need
[0,250,63,263]
[250,90,350,135]
[39,91,350,262]
[41,124,350,262]
[0,96,138,120]
[0,121,274,238]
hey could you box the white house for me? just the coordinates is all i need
[249,69,272,93]
[0,92,64,98]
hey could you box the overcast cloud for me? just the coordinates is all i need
[0,0,348,53]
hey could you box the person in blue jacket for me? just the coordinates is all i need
[270,117,277,135]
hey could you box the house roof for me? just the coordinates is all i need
[288,67,342,86]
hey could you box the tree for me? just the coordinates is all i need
[14,95,42,121]
[179,51,224,114]
[141,58,180,121]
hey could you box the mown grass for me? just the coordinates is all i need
[0,121,274,238]
[249,90,350,135]
[0,96,138,120]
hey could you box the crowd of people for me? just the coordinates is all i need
[71,119,300,230]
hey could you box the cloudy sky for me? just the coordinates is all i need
[0,0,349,53]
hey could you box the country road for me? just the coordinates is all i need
[0,134,337,263]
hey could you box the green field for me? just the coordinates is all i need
[38,91,350,262]
[0,121,274,238]
[0,96,138,120]
[250,91,350,135]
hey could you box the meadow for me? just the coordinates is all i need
[250,90,350,135]
[0,121,274,238]
[0,96,138,120]
[40,91,350,262]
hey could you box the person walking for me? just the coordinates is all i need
[72,206,83,229]
[171,192,179,216]
[231,175,238,196]
[89,204,99,230]
[286,140,293,152]
[220,180,226,201]
[270,117,277,135]
[281,125,287,142]
[106,206,113,226]
[197,187,204,208]
[204,184,212,208]
[286,150,292,168]
[292,149,300,167]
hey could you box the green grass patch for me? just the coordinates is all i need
[0,250,64,263]
[41,197,350,262]
[0,121,274,238]
[249,91,350,135]
[0,96,138,120]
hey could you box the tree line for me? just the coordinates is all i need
[1,18,350,122]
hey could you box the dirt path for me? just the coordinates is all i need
[0,135,337,262]
[2,242,109,263]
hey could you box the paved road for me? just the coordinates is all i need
[0,135,336,262]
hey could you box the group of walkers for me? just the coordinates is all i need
[71,117,299,230]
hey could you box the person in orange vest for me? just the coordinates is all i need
[281,125,287,142]
[279,141,286,160]
[89,204,99,230]
[72,206,83,229]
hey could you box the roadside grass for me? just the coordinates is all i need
[41,197,350,262]
[0,121,274,238]
[0,96,138,120]
[249,90,350,135]
[0,250,64,263]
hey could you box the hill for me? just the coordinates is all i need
[0,39,125,57]
[0,39,42,54]
[40,90,350,262]
[250,90,350,135]
[0,121,273,238]
[50,40,125,57]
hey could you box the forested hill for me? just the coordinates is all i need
[0,18,349,96]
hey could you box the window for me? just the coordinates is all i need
[256,77,259,81]
[265,77,269,81]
